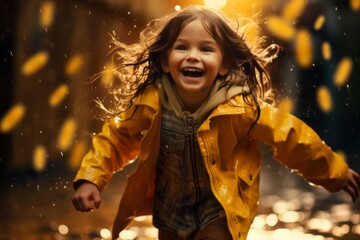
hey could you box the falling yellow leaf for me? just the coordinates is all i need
[65,54,83,76]
[278,98,294,113]
[69,141,88,170]
[336,150,347,162]
[102,63,115,86]
[49,84,69,107]
[314,15,325,30]
[33,145,47,172]
[282,0,307,21]
[317,86,332,113]
[58,118,77,151]
[22,51,49,76]
[295,29,313,68]
[274,98,294,126]
[244,24,261,50]
[266,15,296,41]
[40,1,55,28]
[0,104,26,133]
[350,0,360,11]
[321,42,332,60]
[333,57,353,87]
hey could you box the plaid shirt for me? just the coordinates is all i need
[153,108,225,236]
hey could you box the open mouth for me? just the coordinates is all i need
[182,68,204,78]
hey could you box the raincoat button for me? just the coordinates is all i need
[238,232,241,238]
[249,174,253,181]
[211,159,216,165]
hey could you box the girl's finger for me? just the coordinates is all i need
[93,192,101,209]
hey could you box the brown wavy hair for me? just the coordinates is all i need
[99,5,278,117]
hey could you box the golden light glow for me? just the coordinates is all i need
[251,215,266,229]
[58,118,77,151]
[273,200,288,214]
[65,54,83,76]
[272,228,292,239]
[321,42,332,60]
[266,15,296,41]
[100,228,112,239]
[33,145,47,172]
[49,84,69,107]
[266,213,278,227]
[307,218,333,232]
[204,0,227,10]
[0,104,26,133]
[58,224,69,235]
[314,15,325,30]
[119,229,137,240]
[21,51,49,76]
[317,86,333,113]
[174,5,182,12]
[295,29,313,68]
[333,57,353,87]
[40,1,55,28]
[279,211,301,223]
[282,0,307,21]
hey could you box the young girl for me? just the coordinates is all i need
[72,6,360,240]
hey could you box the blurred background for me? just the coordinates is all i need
[0,0,360,239]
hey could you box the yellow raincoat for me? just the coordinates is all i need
[74,85,349,239]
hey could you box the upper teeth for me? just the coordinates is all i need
[183,68,202,72]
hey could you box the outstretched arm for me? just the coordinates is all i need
[342,169,360,202]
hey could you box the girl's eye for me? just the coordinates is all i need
[201,47,213,52]
[175,45,187,50]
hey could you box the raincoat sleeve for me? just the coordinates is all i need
[247,100,349,193]
[73,106,151,192]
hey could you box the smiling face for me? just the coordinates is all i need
[161,19,228,106]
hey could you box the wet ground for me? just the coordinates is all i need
[1,156,359,240]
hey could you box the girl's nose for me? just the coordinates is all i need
[185,49,200,61]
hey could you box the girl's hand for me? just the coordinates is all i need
[72,182,101,212]
[342,169,360,203]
